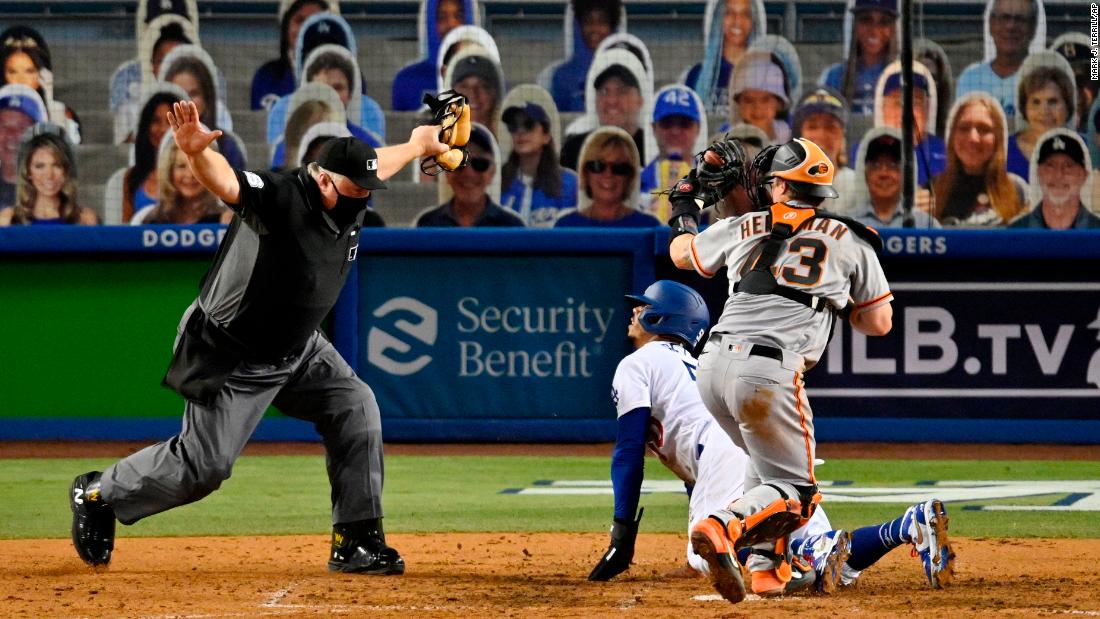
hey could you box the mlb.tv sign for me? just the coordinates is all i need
[809,282,1100,422]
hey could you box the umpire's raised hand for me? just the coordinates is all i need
[166,100,240,205]
[167,100,223,156]
[409,124,450,159]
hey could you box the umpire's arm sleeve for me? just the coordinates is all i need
[189,145,241,205]
[611,407,650,521]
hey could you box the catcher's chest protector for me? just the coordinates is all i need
[735,204,820,305]
[735,204,881,314]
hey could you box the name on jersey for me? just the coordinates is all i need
[739,213,849,241]
[456,296,615,379]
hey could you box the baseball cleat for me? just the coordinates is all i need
[784,554,818,594]
[907,499,956,588]
[797,529,851,594]
[690,515,746,604]
[749,561,816,596]
[328,531,406,575]
[839,561,863,587]
[750,567,787,596]
[749,549,816,596]
[70,471,116,567]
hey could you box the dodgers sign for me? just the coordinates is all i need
[357,254,633,431]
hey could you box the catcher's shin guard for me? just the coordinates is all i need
[420,90,471,175]
[736,485,822,549]
[747,536,816,595]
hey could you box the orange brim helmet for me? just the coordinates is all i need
[768,137,839,199]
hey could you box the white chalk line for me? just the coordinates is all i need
[260,581,296,608]
[258,582,481,614]
[693,593,763,602]
[117,611,349,619]
[121,604,472,619]
[616,586,649,610]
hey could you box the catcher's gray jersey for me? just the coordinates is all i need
[689,207,892,367]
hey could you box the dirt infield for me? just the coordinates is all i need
[5,442,1098,616]
[4,534,1098,618]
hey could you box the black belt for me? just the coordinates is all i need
[748,344,783,362]
[710,333,785,362]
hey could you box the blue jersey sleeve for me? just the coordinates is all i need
[611,406,650,521]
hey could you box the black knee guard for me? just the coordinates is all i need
[792,484,822,521]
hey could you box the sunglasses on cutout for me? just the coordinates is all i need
[584,160,632,176]
[467,156,492,173]
[506,117,540,133]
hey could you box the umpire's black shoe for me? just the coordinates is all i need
[69,471,116,567]
[328,530,406,575]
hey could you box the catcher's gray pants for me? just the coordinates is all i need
[100,331,384,526]
[697,336,815,573]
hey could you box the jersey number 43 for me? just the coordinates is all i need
[740,237,829,286]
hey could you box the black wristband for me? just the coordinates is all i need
[669,214,698,241]
[668,194,701,225]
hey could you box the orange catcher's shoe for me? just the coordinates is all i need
[690,515,746,604]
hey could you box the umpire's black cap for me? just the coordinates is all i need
[316,137,388,190]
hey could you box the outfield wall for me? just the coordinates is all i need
[2,226,1098,444]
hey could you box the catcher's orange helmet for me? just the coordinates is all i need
[767,138,838,199]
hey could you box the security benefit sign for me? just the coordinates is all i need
[809,282,1100,421]
[356,254,633,423]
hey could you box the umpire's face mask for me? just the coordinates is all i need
[321,173,370,225]
[332,184,370,213]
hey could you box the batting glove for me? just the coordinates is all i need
[588,508,643,581]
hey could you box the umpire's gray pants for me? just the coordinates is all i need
[99,332,384,526]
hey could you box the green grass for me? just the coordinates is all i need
[2,455,1096,540]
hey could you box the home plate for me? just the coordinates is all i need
[693,594,763,602]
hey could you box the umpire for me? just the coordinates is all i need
[68,100,448,574]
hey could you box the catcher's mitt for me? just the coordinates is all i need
[696,136,749,203]
[420,90,472,175]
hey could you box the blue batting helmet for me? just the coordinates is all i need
[626,280,710,347]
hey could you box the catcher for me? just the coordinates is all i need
[588,275,955,595]
[652,135,951,602]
